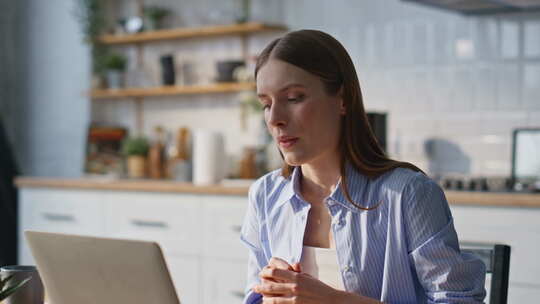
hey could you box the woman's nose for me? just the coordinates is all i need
[266,104,287,127]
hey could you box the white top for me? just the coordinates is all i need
[299,233,344,290]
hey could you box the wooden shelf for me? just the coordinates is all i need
[90,82,255,99]
[98,22,287,45]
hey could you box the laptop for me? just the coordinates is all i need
[24,230,181,304]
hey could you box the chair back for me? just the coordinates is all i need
[461,243,511,304]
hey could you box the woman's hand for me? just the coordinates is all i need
[266,257,301,276]
[253,258,340,303]
[253,257,382,304]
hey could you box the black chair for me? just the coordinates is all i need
[460,243,511,304]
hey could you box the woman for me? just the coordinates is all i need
[240,29,486,304]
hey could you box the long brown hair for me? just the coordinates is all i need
[255,29,423,210]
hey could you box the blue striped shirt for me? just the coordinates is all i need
[240,164,486,303]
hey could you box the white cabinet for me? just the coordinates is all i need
[104,192,203,256]
[201,258,247,304]
[202,196,247,259]
[166,255,202,304]
[19,186,540,304]
[17,187,250,304]
[450,205,540,303]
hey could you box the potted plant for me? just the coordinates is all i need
[236,0,251,23]
[143,6,170,31]
[75,0,109,89]
[121,137,149,178]
[103,52,127,89]
[0,275,31,302]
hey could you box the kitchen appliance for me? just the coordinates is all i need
[367,112,387,153]
[512,128,540,192]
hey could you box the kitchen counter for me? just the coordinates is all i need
[14,176,248,196]
[14,176,540,208]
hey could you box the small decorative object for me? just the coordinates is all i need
[115,18,127,35]
[84,124,127,176]
[125,16,144,33]
[122,137,149,178]
[180,60,197,85]
[1,265,43,304]
[103,52,127,89]
[143,6,170,31]
[160,54,176,85]
[215,60,245,82]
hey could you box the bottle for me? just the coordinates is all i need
[239,147,257,179]
[160,54,175,85]
[148,126,166,179]
[167,127,192,182]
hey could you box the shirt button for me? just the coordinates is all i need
[343,266,351,272]
[333,218,345,227]
[326,199,336,206]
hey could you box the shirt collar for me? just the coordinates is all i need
[274,163,375,212]
[273,166,304,210]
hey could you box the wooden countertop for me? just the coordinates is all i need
[14,177,540,208]
[14,177,248,196]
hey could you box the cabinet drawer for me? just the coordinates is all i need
[20,188,105,235]
[105,192,202,256]
[18,188,105,265]
[201,258,247,304]
[201,196,247,259]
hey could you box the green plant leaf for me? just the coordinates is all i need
[121,137,149,156]
[0,276,32,301]
[103,52,127,71]
[0,274,14,290]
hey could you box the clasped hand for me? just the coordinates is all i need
[252,257,343,304]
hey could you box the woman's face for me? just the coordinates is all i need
[256,59,344,167]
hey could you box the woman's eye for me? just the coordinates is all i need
[287,94,304,102]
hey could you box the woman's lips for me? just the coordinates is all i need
[278,138,299,149]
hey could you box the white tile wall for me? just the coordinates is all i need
[501,20,520,59]
[524,20,540,58]
[90,0,540,177]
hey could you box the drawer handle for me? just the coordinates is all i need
[131,219,168,229]
[42,213,75,222]
[230,290,244,299]
[231,225,242,233]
